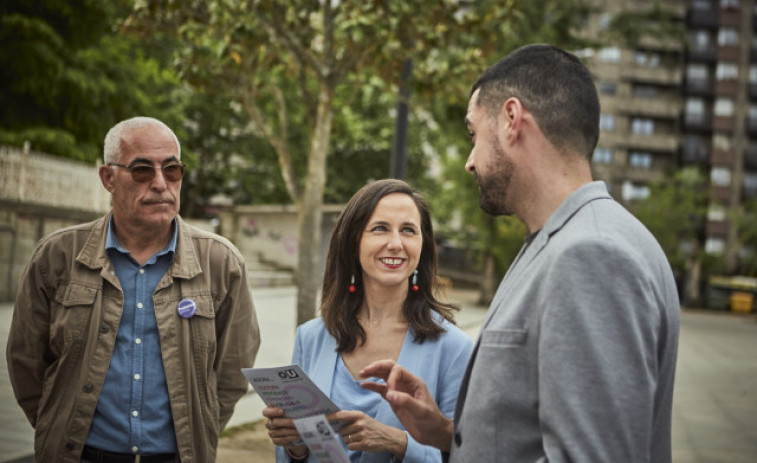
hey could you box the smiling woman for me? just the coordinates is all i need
[261,179,473,463]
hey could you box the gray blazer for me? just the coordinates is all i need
[448,181,679,462]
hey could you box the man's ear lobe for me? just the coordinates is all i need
[99,165,115,192]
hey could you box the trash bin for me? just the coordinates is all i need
[730,291,754,314]
[707,276,733,311]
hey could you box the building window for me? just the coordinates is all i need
[691,30,711,49]
[744,173,757,198]
[693,0,712,9]
[593,148,613,164]
[716,62,738,80]
[685,98,706,124]
[598,47,621,63]
[631,118,654,135]
[711,166,731,186]
[600,13,612,29]
[713,133,732,151]
[622,181,651,201]
[687,63,708,80]
[634,51,660,67]
[718,28,739,46]
[720,0,740,10]
[633,84,658,98]
[750,65,757,83]
[708,204,727,221]
[599,81,617,95]
[629,152,653,169]
[600,114,615,131]
[714,98,734,117]
[705,238,725,255]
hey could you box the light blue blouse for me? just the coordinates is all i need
[275,313,472,463]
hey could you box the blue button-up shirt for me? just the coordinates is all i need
[86,217,179,454]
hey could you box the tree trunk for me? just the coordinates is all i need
[479,252,495,306]
[684,253,702,307]
[296,81,335,326]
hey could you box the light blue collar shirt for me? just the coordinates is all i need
[86,215,179,454]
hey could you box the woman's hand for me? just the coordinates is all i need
[262,407,308,458]
[327,410,408,460]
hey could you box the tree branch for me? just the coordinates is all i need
[242,86,300,202]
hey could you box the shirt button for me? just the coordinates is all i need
[134,374,141,380]
[82,383,94,393]
[99,324,110,334]
[139,269,145,274]
[137,302,143,309]
[135,338,142,345]
[132,410,139,417]
[132,446,139,453]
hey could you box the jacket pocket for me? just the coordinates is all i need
[51,283,95,352]
[480,328,528,347]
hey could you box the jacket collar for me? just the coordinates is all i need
[481,181,612,330]
[539,180,611,241]
[77,211,203,280]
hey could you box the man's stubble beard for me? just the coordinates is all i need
[477,141,514,217]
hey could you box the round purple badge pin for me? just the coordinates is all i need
[177,299,197,319]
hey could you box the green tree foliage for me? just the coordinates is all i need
[630,168,709,303]
[0,0,185,162]
[128,0,529,323]
[735,198,757,277]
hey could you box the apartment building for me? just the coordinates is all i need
[586,0,756,272]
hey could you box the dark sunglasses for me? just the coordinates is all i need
[108,162,185,183]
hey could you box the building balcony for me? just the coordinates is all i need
[683,113,713,132]
[719,9,742,27]
[706,219,731,236]
[622,133,678,153]
[688,45,717,62]
[620,98,681,119]
[710,185,732,202]
[713,115,735,132]
[747,118,757,137]
[682,144,709,164]
[710,149,734,166]
[715,80,738,96]
[622,66,681,86]
[745,147,757,170]
[637,35,685,53]
[624,168,667,184]
[717,46,740,61]
[685,77,714,97]
[687,7,719,29]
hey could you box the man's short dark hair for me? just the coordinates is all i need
[472,44,600,159]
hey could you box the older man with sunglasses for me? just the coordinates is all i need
[7,117,261,463]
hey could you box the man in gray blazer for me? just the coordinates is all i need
[361,44,680,462]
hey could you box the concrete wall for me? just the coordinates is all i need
[217,204,343,280]
[0,146,111,301]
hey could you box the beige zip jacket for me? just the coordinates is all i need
[6,213,261,462]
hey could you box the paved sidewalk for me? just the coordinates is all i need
[2,289,756,462]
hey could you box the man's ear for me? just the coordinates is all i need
[500,97,524,141]
[99,165,115,193]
